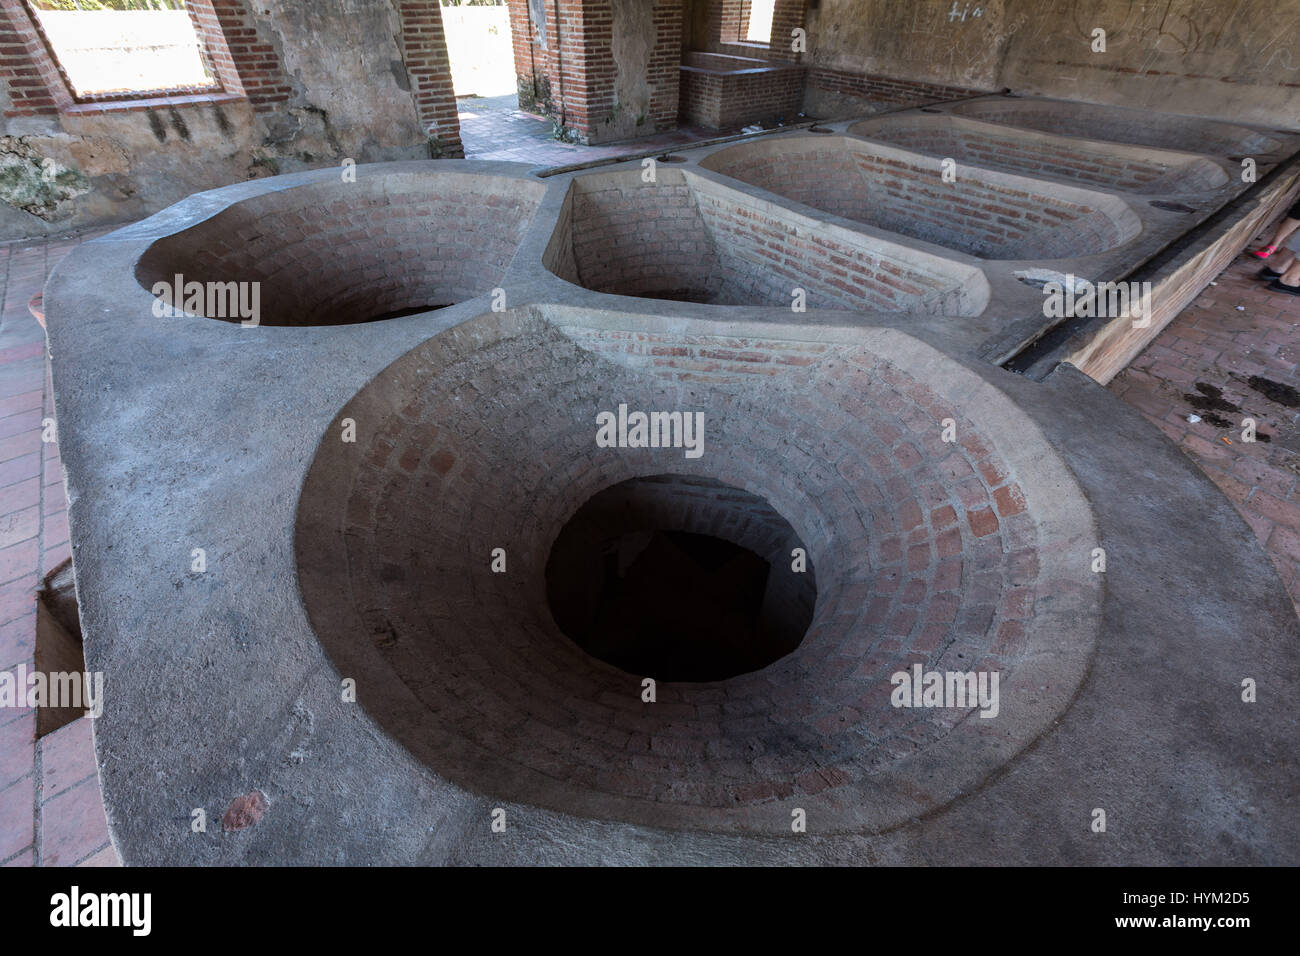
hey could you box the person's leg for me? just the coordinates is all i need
[1251,218,1300,257]
[1276,257,1300,290]
[1252,200,1300,257]
[1262,251,1297,278]
[1268,248,1300,293]
[1273,217,1300,246]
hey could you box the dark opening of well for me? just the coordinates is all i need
[545,475,816,682]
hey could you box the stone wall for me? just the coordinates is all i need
[803,0,1300,126]
[0,0,462,240]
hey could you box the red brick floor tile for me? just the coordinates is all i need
[0,613,34,671]
[0,390,42,419]
[0,505,39,549]
[0,575,37,628]
[41,541,70,576]
[40,719,98,798]
[0,229,114,868]
[0,538,38,587]
[0,710,34,790]
[78,845,120,867]
[0,477,40,518]
[1112,251,1300,618]
[41,481,63,517]
[0,452,40,490]
[0,775,34,861]
[41,509,68,549]
[39,773,112,867]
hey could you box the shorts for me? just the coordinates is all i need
[1289,199,1300,220]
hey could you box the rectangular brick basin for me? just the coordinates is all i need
[846,113,1231,195]
[949,97,1283,157]
[542,166,989,314]
[697,135,1139,260]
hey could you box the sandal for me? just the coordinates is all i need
[1252,244,1279,259]
[1268,279,1300,296]
[1259,267,1284,279]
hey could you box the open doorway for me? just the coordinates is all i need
[442,0,516,100]
[443,0,523,156]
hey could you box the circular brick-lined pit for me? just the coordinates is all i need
[699,136,1139,260]
[136,171,544,326]
[295,310,1100,833]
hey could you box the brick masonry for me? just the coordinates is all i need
[0,231,119,868]
[847,115,1231,196]
[552,169,979,314]
[706,0,805,63]
[397,1,464,156]
[804,68,983,117]
[1109,247,1300,617]
[296,311,1056,828]
[701,138,1127,260]
[507,0,684,145]
[0,0,72,117]
[137,173,544,326]
[678,58,803,129]
[949,98,1281,157]
[2,0,293,115]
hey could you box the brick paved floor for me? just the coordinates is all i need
[0,190,1297,866]
[0,230,119,867]
[457,92,746,165]
[1109,247,1300,615]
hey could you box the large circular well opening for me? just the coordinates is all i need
[545,475,816,682]
[294,310,1101,833]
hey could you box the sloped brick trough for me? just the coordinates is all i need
[949,97,1286,157]
[40,96,1300,864]
[698,135,1140,259]
[544,167,988,312]
[845,114,1231,195]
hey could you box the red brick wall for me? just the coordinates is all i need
[397,1,463,157]
[708,0,805,62]
[0,0,295,115]
[805,68,979,112]
[691,187,956,310]
[506,0,579,127]
[0,1,71,117]
[569,177,719,299]
[679,62,802,128]
[647,0,682,129]
[767,0,804,60]
[507,0,541,109]
[507,0,682,144]
[193,0,292,112]
[565,0,611,138]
